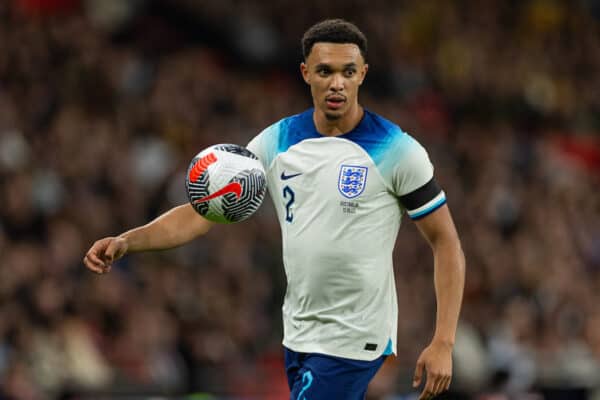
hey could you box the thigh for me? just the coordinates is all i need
[288,352,386,400]
[284,347,307,391]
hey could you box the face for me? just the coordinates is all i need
[301,42,368,121]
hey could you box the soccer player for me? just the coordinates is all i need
[84,19,465,400]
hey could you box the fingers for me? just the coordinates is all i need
[413,359,424,388]
[104,240,119,265]
[83,250,110,274]
[417,370,452,400]
[418,369,437,400]
[105,237,128,264]
[83,238,114,275]
[414,343,453,399]
[431,372,447,397]
[86,249,104,268]
[444,374,452,391]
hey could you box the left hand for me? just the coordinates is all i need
[412,340,453,400]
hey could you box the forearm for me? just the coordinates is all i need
[432,239,465,346]
[120,204,213,252]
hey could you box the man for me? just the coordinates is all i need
[84,19,465,400]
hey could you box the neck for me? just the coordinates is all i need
[313,103,364,136]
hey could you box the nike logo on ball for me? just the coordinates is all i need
[193,182,242,203]
[280,171,302,180]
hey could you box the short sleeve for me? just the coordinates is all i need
[246,122,281,170]
[246,133,264,167]
[393,139,446,220]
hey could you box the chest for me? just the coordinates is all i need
[267,138,392,218]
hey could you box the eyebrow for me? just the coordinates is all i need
[314,62,358,69]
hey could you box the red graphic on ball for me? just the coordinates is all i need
[193,182,243,203]
[189,153,217,183]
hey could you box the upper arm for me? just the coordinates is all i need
[392,136,447,222]
[390,135,457,247]
[413,204,460,248]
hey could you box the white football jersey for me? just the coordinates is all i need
[247,109,446,361]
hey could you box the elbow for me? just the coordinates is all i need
[434,235,465,268]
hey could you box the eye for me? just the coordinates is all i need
[344,69,356,77]
[317,67,331,77]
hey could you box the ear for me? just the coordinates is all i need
[359,63,369,85]
[300,62,310,85]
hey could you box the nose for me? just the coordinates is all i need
[329,73,344,92]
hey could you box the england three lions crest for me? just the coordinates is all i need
[338,165,368,199]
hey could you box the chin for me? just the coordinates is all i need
[323,106,346,121]
[324,112,342,121]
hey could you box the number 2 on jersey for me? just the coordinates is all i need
[283,186,295,222]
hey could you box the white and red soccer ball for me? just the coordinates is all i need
[185,144,267,223]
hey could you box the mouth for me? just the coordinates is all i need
[325,95,346,110]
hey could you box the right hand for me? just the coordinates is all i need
[83,236,129,274]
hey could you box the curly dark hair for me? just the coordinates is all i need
[301,19,368,61]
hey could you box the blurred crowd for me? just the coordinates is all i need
[1,0,600,399]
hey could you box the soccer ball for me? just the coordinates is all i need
[185,144,267,223]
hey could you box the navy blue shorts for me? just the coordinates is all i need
[284,347,387,400]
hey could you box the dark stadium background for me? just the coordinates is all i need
[1,0,599,399]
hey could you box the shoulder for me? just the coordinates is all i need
[364,110,404,136]
[247,109,313,168]
[256,109,312,141]
[369,110,430,156]
[351,110,424,165]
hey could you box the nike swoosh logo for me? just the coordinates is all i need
[193,182,242,203]
[280,171,302,180]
